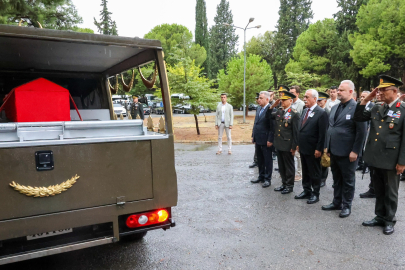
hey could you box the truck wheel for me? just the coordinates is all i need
[122,231,147,241]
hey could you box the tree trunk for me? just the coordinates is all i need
[194,114,200,135]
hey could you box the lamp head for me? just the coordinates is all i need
[249,18,254,23]
[256,25,261,29]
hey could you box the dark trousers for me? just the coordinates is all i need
[321,166,328,182]
[330,154,357,209]
[277,150,295,187]
[373,168,400,226]
[301,154,321,196]
[256,144,273,182]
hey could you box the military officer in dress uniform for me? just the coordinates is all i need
[354,75,405,235]
[267,91,300,194]
[130,96,144,120]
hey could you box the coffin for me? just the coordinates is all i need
[4,78,70,122]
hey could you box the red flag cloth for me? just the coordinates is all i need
[3,78,71,122]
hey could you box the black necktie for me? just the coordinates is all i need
[383,104,389,115]
[334,104,344,121]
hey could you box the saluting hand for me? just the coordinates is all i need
[400,94,405,102]
[396,164,405,175]
[361,88,378,105]
[272,99,281,109]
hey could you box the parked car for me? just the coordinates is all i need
[113,103,127,116]
[142,103,150,115]
[248,103,258,111]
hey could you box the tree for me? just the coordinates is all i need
[273,0,313,86]
[195,0,209,75]
[218,54,273,112]
[167,59,216,135]
[0,0,82,29]
[334,0,369,33]
[246,31,278,88]
[208,0,238,79]
[144,24,206,68]
[94,0,118,36]
[350,0,405,82]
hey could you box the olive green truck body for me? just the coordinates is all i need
[0,25,177,265]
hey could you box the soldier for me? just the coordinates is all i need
[130,96,144,120]
[267,91,300,194]
[353,75,405,235]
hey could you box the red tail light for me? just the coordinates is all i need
[126,209,169,229]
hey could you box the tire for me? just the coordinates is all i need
[121,231,147,241]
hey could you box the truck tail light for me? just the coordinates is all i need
[126,209,169,229]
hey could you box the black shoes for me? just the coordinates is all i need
[274,167,279,171]
[359,190,376,198]
[383,225,394,235]
[321,203,342,211]
[339,208,351,218]
[307,195,319,204]
[356,165,364,171]
[251,178,264,184]
[320,181,326,187]
[281,187,293,194]
[294,191,311,199]
[364,167,370,174]
[272,152,277,160]
[262,181,271,188]
[362,219,384,227]
[249,162,258,168]
[274,185,285,192]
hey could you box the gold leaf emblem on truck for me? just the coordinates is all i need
[9,175,80,197]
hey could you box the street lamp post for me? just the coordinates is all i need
[224,18,261,123]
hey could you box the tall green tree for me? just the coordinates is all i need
[144,24,206,67]
[168,59,216,135]
[208,0,238,79]
[195,0,209,75]
[273,0,313,87]
[334,0,369,33]
[350,0,405,82]
[0,0,82,29]
[218,54,273,111]
[93,0,118,35]
[246,31,278,88]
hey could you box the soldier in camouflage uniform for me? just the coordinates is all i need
[130,96,144,120]
[354,75,405,235]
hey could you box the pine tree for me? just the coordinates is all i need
[208,0,238,79]
[195,0,209,75]
[273,0,313,86]
[334,0,368,34]
[93,0,118,36]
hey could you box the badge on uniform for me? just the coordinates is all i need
[396,102,401,108]
[346,114,351,120]
[396,111,401,118]
[387,110,394,117]
[389,123,394,129]
[309,112,315,117]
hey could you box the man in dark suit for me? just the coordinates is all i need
[295,89,328,204]
[358,91,376,198]
[251,91,275,188]
[321,80,367,218]
[354,75,405,235]
[267,91,300,194]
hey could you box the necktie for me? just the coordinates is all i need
[334,104,344,121]
[301,108,310,126]
[383,104,389,115]
[259,107,265,117]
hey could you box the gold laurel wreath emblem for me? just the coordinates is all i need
[9,175,80,198]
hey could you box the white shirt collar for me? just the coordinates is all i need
[284,106,291,112]
[308,104,317,111]
[222,102,227,106]
[388,99,399,108]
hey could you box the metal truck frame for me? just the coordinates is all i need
[0,25,177,265]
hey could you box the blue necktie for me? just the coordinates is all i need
[259,107,265,116]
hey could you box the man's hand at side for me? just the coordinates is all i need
[215,125,218,130]
[315,150,321,158]
[267,141,273,147]
[349,151,358,162]
[229,126,232,129]
[396,164,405,175]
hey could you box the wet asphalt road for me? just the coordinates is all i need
[3,143,405,269]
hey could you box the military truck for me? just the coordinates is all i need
[0,25,177,265]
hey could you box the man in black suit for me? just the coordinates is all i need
[358,91,376,198]
[251,91,275,188]
[321,80,367,217]
[295,89,328,204]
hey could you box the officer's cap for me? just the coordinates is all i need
[317,92,330,101]
[278,85,290,92]
[255,92,259,99]
[279,90,295,100]
[377,75,403,88]
[132,95,138,99]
